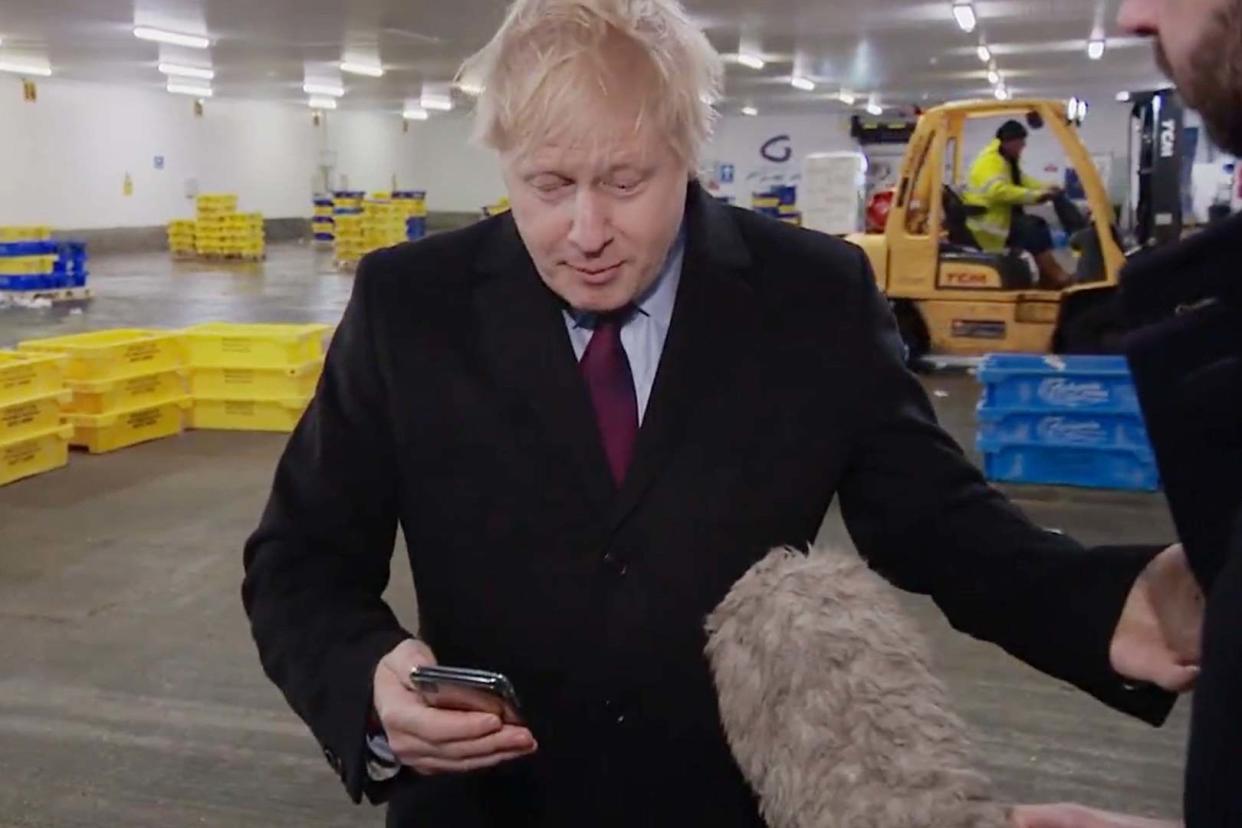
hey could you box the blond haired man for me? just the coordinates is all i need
[244,1,1200,825]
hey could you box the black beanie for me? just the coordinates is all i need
[997,120,1028,142]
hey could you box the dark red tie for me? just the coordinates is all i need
[579,311,638,486]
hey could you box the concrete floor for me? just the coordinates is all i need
[0,243,1189,826]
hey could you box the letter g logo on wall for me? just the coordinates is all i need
[760,134,792,163]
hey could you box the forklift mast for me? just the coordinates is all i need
[1129,89,1186,247]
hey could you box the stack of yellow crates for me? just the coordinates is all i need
[334,213,366,266]
[363,194,407,248]
[182,322,331,432]
[17,329,189,454]
[482,197,511,218]
[195,193,265,260]
[0,350,72,486]
[333,194,409,267]
[167,220,197,258]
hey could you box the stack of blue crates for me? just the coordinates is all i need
[0,240,88,292]
[312,196,335,244]
[975,354,1160,491]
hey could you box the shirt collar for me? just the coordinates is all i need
[569,222,686,330]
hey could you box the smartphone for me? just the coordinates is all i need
[409,665,525,725]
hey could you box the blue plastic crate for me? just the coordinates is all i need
[977,354,1139,413]
[978,437,1160,491]
[393,190,426,200]
[69,271,88,288]
[0,241,58,257]
[976,408,1151,450]
[313,233,335,242]
[311,216,335,225]
[0,274,53,290]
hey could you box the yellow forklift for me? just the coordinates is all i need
[847,98,1126,360]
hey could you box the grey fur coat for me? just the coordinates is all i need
[706,546,1011,828]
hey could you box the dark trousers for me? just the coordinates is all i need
[1007,214,1054,256]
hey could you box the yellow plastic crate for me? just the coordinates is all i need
[0,389,70,444]
[19,329,183,382]
[0,256,57,275]
[65,369,187,415]
[0,350,66,405]
[67,398,190,454]
[189,359,322,399]
[190,396,310,432]
[0,226,51,242]
[181,323,331,368]
[0,424,72,487]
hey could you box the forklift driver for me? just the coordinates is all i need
[965,120,1073,289]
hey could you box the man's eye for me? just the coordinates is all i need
[606,178,642,192]
[532,176,570,192]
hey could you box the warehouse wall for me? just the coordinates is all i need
[0,77,420,230]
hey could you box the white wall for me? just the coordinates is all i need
[0,77,423,229]
[700,113,856,203]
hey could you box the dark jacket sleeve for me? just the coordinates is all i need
[837,247,1175,725]
[242,251,414,803]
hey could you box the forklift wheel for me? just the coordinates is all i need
[892,300,932,371]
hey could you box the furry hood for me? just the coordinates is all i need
[705,546,1010,828]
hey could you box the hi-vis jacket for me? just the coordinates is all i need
[964,139,1045,252]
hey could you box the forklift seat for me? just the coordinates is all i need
[940,185,986,250]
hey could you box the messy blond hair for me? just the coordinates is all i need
[458,0,723,167]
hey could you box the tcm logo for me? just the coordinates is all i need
[760,134,792,163]
[943,270,989,286]
[1160,119,1177,159]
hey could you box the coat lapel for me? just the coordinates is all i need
[605,183,758,533]
[472,216,617,516]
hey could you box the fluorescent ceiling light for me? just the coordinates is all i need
[952,1,977,33]
[456,81,483,96]
[0,61,52,77]
[1116,90,1132,102]
[134,26,210,49]
[838,89,856,105]
[977,45,991,63]
[741,105,758,117]
[736,52,765,70]
[1087,38,1106,60]
[159,62,214,80]
[403,107,429,121]
[167,82,212,97]
[303,82,344,97]
[790,75,815,92]
[308,96,338,110]
[421,94,453,111]
[994,86,1009,100]
[340,61,383,77]
[987,68,1000,85]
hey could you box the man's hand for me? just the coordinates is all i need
[1011,803,1179,827]
[1110,543,1204,692]
[373,639,537,775]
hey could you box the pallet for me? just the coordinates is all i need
[0,286,93,304]
[175,253,267,263]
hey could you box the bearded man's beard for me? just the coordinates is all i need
[1158,2,1242,155]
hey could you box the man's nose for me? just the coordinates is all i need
[567,188,612,254]
[1117,0,1160,35]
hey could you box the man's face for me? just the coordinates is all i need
[1000,138,1026,161]
[1119,0,1242,154]
[501,111,690,314]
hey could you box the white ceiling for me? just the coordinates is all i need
[0,0,1165,114]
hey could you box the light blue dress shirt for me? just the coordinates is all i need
[563,229,685,424]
